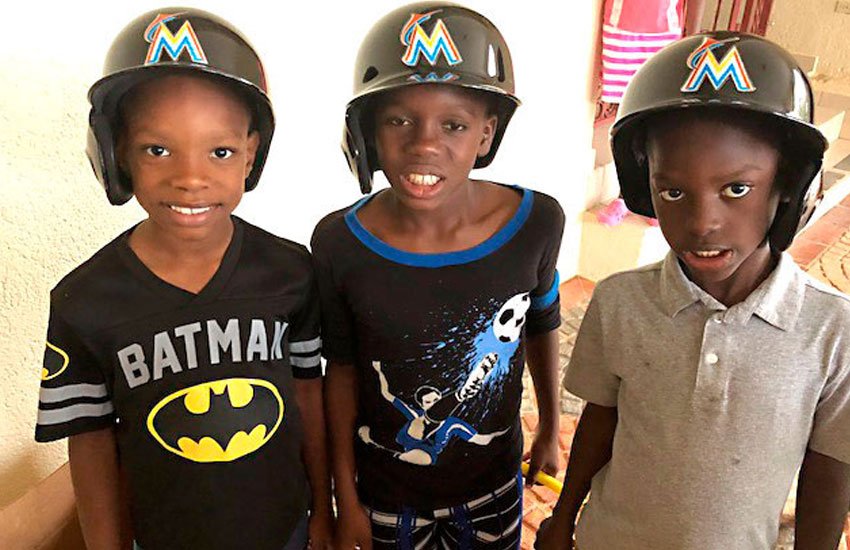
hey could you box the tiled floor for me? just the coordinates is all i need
[789,194,850,293]
[520,199,850,549]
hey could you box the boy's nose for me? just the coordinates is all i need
[686,199,723,238]
[407,122,441,156]
[170,154,209,191]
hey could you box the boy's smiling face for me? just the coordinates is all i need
[373,84,497,211]
[118,74,259,242]
[647,112,782,305]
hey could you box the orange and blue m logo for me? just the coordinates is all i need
[681,38,755,93]
[400,10,462,67]
[144,13,208,65]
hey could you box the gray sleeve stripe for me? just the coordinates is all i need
[39,383,108,403]
[37,402,114,426]
[291,355,321,368]
[289,337,321,353]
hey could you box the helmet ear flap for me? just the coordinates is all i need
[768,160,823,251]
[343,103,375,195]
[615,124,655,218]
[473,96,516,169]
[87,112,133,206]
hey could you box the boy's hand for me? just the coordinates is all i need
[308,508,334,550]
[534,514,575,550]
[524,429,560,486]
[334,504,372,550]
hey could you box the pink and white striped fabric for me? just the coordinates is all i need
[601,0,684,103]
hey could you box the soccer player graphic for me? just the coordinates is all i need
[358,354,509,466]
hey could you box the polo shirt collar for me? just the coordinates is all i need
[658,250,805,331]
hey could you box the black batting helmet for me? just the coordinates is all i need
[344,2,519,194]
[611,31,828,251]
[87,7,274,205]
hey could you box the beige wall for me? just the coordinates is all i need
[698,0,850,83]
[1,43,145,506]
[0,1,600,506]
[767,0,850,82]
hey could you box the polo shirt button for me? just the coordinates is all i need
[706,353,719,365]
[712,315,723,324]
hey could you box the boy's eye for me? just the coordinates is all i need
[212,148,234,159]
[658,189,684,202]
[721,183,752,198]
[443,121,467,132]
[388,117,411,127]
[145,145,170,157]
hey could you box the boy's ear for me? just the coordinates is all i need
[245,130,260,174]
[477,115,498,158]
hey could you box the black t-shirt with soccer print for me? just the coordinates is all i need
[35,217,321,550]
[312,185,564,509]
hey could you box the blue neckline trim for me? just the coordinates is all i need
[344,186,533,268]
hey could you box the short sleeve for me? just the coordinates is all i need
[562,291,621,407]
[527,196,566,336]
[311,223,356,364]
[35,304,115,442]
[808,342,850,464]
[287,268,323,380]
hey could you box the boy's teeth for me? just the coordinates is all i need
[694,250,722,258]
[170,205,212,215]
[407,173,440,186]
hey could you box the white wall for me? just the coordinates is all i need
[0,0,598,505]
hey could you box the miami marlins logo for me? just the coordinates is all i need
[681,37,755,93]
[144,13,208,65]
[400,10,463,67]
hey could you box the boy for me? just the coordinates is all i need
[311,3,565,549]
[536,32,850,549]
[34,9,331,550]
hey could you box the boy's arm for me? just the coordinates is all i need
[524,328,561,485]
[68,427,130,550]
[794,448,850,550]
[535,403,617,550]
[294,377,333,550]
[326,361,372,550]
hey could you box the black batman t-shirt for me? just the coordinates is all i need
[311,185,564,509]
[35,217,321,550]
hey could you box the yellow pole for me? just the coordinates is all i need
[521,462,563,494]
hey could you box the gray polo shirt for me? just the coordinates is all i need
[564,251,850,549]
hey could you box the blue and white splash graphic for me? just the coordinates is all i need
[413,292,529,424]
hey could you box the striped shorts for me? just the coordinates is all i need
[365,473,523,550]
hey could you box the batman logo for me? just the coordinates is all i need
[146,378,283,463]
[42,341,69,381]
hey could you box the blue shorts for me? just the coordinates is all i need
[365,473,523,550]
